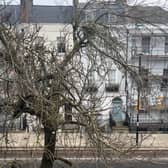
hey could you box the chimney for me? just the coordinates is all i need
[20,0,33,23]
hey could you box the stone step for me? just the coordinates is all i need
[112,126,129,133]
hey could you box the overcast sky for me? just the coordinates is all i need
[4,0,168,8]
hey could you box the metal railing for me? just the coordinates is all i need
[131,47,168,58]
[130,113,164,124]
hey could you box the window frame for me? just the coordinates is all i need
[57,36,66,53]
[165,36,168,54]
[64,102,72,122]
[142,36,150,54]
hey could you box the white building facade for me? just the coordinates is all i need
[1,0,168,132]
[128,24,168,131]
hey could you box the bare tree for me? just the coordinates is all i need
[0,0,167,168]
[0,2,140,168]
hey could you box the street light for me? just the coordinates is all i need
[136,53,142,146]
[124,28,129,126]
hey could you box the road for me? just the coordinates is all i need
[1,147,168,158]
[77,159,168,168]
[1,147,168,167]
[1,158,168,168]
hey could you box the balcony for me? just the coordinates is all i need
[105,83,119,92]
[85,83,98,92]
[131,47,168,59]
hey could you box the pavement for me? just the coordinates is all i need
[1,131,168,149]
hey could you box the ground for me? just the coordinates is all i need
[1,159,168,168]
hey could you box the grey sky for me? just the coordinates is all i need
[4,0,168,8]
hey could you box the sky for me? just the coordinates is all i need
[2,0,168,8]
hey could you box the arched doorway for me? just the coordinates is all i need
[111,97,125,126]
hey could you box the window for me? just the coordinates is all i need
[160,109,168,113]
[165,36,168,53]
[0,51,3,56]
[140,68,149,87]
[131,37,137,56]
[163,97,168,106]
[108,14,117,23]
[142,36,150,53]
[57,36,66,53]
[85,10,95,22]
[105,69,119,92]
[34,36,44,49]
[107,69,116,84]
[86,69,98,92]
[64,103,72,122]
[161,69,168,91]
[88,70,96,84]
[163,68,168,77]
[105,84,119,92]
[139,109,147,113]
[140,68,149,76]
[131,37,136,48]
[161,81,168,91]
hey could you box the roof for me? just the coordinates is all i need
[78,1,126,24]
[126,5,168,24]
[30,6,73,23]
[0,5,73,24]
[79,1,168,24]
[78,1,126,16]
[0,3,168,25]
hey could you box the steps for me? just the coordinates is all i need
[112,126,129,133]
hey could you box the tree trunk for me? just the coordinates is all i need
[73,0,79,41]
[40,126,56,168]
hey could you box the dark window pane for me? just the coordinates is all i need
[57,42,66,53]
[65,103,72,122]
[142,36,150,53]
[57,37,66,53]
[165,36,168,53]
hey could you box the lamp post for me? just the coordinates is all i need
[125,29,129,126]
[136,53,142,146]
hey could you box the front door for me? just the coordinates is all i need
[112,97,125,126]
